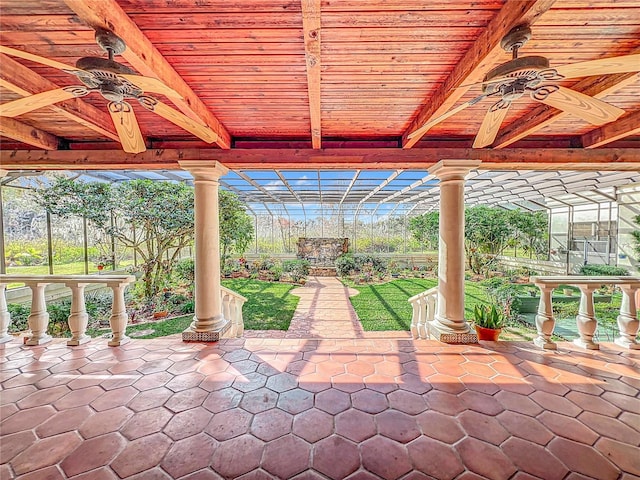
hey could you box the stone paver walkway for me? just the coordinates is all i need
[1,336,639,479]
[244,276,411,340]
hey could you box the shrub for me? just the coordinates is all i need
[335,254,357,276]
[282,259,310,282]
[480,277,522,321]
[7,304,30,333]
[174,258,195,284]
[580,264,629,276]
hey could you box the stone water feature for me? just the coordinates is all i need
[297,238,349,276]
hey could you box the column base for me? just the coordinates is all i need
[533,336,557,350]
[26,334,52,346]
[67,335,91,346]
[427,322,477,344]
[573,338,599,350]
[108,335,130,347]
[0,334,14,344]
[183,321,231,343]
[614,337,640,350]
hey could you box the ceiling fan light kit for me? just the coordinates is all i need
[411,23,637,149]
[0,28,216,153]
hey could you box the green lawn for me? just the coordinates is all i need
[221,278,300,330]
[346,278,490,331]
[86,278,301,339]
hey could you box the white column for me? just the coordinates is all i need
[429,160,481,343]
[179,161,230,342]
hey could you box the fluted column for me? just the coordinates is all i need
[429,160,480,344]
[179,161,230,342]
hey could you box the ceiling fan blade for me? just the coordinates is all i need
[108,101,146,154]
[0,88,77,117]
[535,86,624,125]
[407,93,487,140]
[120,75,183,100]
[473,101,511,148]
[0,45,81,72]
[554,54,640,79]
[143,98,217,143]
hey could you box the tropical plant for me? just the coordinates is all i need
[473,304,506,330]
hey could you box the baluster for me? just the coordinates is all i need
[222,293,231,324]
[66,282,91,346]
[410,298,420,338]
[25,282,52,345]
[236,299,245,337]
[575,284,599,350]
[615,285,640,350]
[228,298,238,338]
[417,296,428,339]
[426,295,436,322]
[108,282,130,347]
[534,284,557,350]
[0,283,13,343]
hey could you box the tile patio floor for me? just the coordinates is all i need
[1,333,639,479]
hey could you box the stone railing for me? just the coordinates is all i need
[530,275,640,350]
[408,287,438,339]
[220,286,247,338]
[0,275,135,347]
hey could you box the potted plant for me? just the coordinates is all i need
[473,304,505,341]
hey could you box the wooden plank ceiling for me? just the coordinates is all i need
[0,0,639,159]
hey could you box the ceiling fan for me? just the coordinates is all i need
[407,24,640,148]
[0,28,217,153]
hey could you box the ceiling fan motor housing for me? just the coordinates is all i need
[482,56,550,94]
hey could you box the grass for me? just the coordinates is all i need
[221,278,300,330]
[87,314,193,340]
[85,278,301,339]
[345,278,491,331]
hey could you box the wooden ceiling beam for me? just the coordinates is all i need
[582,110,640,149]
[0,53,119,143]
[494,72,640,149]
[63,0,231,149]
[300,0,322,149]
[0,117,60,150]
[401,0,557,148]
[2,148,638,172]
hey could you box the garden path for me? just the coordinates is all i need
[286,276,364,339]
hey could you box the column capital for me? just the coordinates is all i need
[179,161,229,181]
[429,160,481,181]
[0,170,8,178]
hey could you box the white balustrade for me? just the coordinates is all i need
[0,275,135,347]
[408,287,438,339]
[530,276,640,350]
[220,286,247,338]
